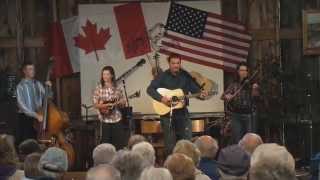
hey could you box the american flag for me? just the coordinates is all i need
[160,3,251,72]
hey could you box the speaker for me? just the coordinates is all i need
[0,73,17,101]
[0,72,7,101]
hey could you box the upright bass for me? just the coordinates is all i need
[35,60,75,168]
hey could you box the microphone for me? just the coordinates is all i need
[136,59,146,66]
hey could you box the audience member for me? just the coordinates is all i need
[164,153,195,180]
[18,139,41,160]
[194,136,220,180]
[238,133,263,155]
[92,143,116,166]
[173,140,210,180]
[250,143,297,180]
[38,147,68,179]
[86,164,121,180]
[141,167,173,180]
[23,153,43,180]
[132,142,156,167]
[218,144,250,180]
[127,134,147,150]
[0,134,25,180]
[111,150,146,180]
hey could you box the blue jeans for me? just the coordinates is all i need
[231,112,253,143]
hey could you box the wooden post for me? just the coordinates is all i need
[16,0,24,65]
[52,0,62,109]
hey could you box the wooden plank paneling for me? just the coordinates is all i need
[0,37,45,48]
[250,28,302,40]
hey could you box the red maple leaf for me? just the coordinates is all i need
[74,20,111,55]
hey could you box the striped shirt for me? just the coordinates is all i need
[93,84,124,123]
[16,79,45,118]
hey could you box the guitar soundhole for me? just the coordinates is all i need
[172,96,179,102]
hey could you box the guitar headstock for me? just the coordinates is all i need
[45,57,55,81]
[153,52,160,61]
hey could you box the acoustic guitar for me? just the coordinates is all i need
[152,88,218,115]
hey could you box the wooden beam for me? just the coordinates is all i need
[0,28,302,48]
[0,37,45,48]
[16,0,24,64]
[250,28,302,40]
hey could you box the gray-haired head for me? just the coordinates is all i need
[38,147,68,178]
[92,143,116,166]
[250,143,296,180]
[127,134,147,150]
[238,133,263,155]
[111,150,146,180]
[194,135,219,159]
[173,139,201,166]
[140,167,173,180]
[86,164,121,180]
[132,141,155,167]
[19,139,41,155]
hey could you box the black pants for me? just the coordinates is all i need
[100,121,128,150]
[16,113,37,146]
[160,108,192,155]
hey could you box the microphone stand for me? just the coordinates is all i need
[115,60,145,135]
[81,104,93,123]
[121,79,134,135]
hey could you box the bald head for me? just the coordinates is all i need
[194,135,219,159]
[239,133,263,155]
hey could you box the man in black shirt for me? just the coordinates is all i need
[147,54,207,154]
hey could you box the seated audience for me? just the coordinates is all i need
[111,150,146,180]
[127,134,147,150]
[164,153,196,180]
[18,139,42,169]
[23,153,43,180]
[140,167,173,180]
[132,142,156,167]
[194,135,220,180]
[250,143,297,180]
[38,147,68,180]
[86,164,121,180]
[19,139,41,158]
[173,140,210,180]
[238,133,263,155]
[92,143,116,166]
[218,144,250,180]
[0,134,25,180]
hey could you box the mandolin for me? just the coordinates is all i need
[99,90,140,116]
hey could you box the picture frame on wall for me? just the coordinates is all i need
[303,10,320,55]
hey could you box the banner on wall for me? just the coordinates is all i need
[78,1,229,116]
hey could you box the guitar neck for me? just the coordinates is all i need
[185,92,201,99]
[184,90,217,99]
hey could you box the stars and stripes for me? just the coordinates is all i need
[160,3,252,72]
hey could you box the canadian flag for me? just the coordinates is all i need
[48,16,80,78]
